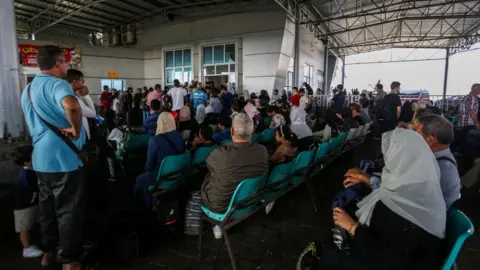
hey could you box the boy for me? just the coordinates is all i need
[11,145,43,258]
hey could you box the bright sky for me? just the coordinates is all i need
[332,43,480,96]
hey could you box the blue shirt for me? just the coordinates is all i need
[190,90,208,109]
[143,112,160,136]
[212,128,232,143]
[21,73,86,173]
[222,92,233,115]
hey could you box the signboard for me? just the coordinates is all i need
[18,45,82,69]
[107,71,119,78]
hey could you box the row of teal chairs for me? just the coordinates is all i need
[198,129,371,270]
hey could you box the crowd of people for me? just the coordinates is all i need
[10,44,476,270]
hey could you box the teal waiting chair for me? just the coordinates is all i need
[152,151,191,191]
[262,128,276,144]
[126,134,150,151]
[356,125,366,137]
[191,146,216,168]
[220,139,233,146]
[315,142,329,162]
[198,173,268,270]
[252,132,263,144]
[441,209,474,270]
[264,161,294,201]
[346,128,358,141]
[292,150,315,185]
[264,117,272,128]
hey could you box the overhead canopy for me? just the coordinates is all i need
[307,0,480,55]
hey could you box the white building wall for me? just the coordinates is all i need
[17,39,145,102]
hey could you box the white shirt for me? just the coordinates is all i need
[112,98,121,114]
[168,87,187,111]
[76,95,96,139]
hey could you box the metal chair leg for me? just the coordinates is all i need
[222,228,238,270]
[306,180,319,213]
[197,217,204,259]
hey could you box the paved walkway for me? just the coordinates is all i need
[1,140,478,270]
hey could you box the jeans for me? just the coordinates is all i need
[36,168,86,263]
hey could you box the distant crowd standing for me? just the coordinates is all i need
[12,45,476,270]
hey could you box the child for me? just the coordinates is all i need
[267,106,286,128]
[11,145,43,258]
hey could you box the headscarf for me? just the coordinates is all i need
[244,103,259,120]
[290,107,307,125]
[155,112,176,135]
[205,105,215,114]
[356,128,446,239]
[179,105,191,122]
[195,104,206,124]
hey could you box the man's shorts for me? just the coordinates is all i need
[14,205,39,233]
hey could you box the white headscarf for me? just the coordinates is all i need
[195,104,206,124]
[290,107,307,125]
[155,112,176,135]
[356,128,446,239]
[244,103,259,120]
[205,105,215,114]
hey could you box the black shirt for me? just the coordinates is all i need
[354,115,365,125]
[332,92,346,113]
[381,93,402,122]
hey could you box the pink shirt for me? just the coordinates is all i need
[146,91,161,107]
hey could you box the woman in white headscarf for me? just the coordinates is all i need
[195,104,206,124]
[290,107,313,151]
[135,112,184,198]
[319,128,446,270]
[244,103,265,133]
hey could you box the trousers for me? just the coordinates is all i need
[36,168,86,263]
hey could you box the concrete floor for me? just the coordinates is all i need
[0,139,478,270]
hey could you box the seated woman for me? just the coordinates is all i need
[267,106,286,128]
[315,128,446,270]
[290,107,313,152]
[203,105,219,128]
[269,125,298,165]
[212,115,232,143]
[244,102,265,133]
[143,100,161,136]
[134,112,184,200]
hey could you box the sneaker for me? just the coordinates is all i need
[212,225,223,239]
[23,245,44,258]
[265,201,276,215]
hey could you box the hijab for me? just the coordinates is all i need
[356,128,446,239]
[179,105,191,122]
[195,104,206,124]
[155,112,176,135]
[244,103,260,120]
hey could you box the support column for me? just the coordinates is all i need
[322,39,329,94]
[293,3,300,88]
[0,0,25,138]
[442,48,450,111]
[341,55,346,86]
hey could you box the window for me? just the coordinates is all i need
[304,64,313,85]
[285,71,293,93]
[202,44,236,77]
[165,49,191,86]
[101,79,125,91]
[317,69,324,88]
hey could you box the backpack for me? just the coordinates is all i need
[152,191,184,238]
[377,96,393,121]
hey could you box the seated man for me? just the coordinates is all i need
[212,115,232,143]
[346,116,460,206]
[398,107,433,129]
[349,102,366,126]
[189,125,214,151]
[143,99,161,135]
[201,113,269,239]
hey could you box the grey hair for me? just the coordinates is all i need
[417,114,453,145]
[232,113,254,140]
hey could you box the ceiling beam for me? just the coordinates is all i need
[30,0,108,35]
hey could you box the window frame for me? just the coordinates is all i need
[202,44,236,77]
[165,48,192,87]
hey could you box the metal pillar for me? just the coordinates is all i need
[341,55,346,86]
[0,0,25,138]
[293,3,301,88]
[322,40,329,94]
[442,48,450,111]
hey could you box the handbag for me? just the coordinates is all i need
[27,84,88,164]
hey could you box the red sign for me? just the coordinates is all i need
[18,44,82,69]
